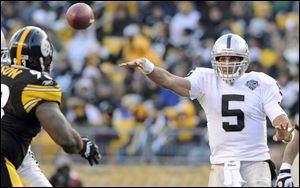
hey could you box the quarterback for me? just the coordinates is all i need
[121,33,294,187]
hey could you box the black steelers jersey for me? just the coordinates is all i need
[1,64,62,168]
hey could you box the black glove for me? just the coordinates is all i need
[79,137,101,166]
[275,168,294,187]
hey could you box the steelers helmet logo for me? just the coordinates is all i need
[41,40,52,57]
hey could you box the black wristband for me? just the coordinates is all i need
[279,169,291,174]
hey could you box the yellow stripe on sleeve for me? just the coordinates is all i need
[26,84,61,89]
[22,84,62,113]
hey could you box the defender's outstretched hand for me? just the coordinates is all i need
[120,57,154,75]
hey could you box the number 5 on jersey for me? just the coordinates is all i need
[222,94,245,131]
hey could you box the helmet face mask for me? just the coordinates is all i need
[1,30,10,65]
[1,48,9,63]
[211,33,249,85]
[8,26,53,73]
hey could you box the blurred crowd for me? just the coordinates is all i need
[1,1,299,162]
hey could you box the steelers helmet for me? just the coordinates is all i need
[211,33,249,85]
[1,30,10,65]
[8,26,53,73]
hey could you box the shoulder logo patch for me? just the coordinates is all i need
[186,67,196,77]
[246,80,259,90]
[42,80,54,86]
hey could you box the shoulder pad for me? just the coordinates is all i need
[250,72,277,86]
[21,70,61,113]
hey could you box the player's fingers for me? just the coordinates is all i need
[284,134,292,142]
[120,61,138,68]
[136,59,148,68]
[95,151,101,160]
[283,123,289,130]
[276,124,284,130]
[135,61,141,66]
[119,62,129,67]
[88,158,93,166]
[119,62,133,67]
[137,67,143,72]
[279,123,284,130]
[94,157,99,164]
[273,135,278,142]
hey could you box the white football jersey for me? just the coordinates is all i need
[186,68,282,164]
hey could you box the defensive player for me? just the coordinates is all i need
[2,29,53,187]
[1,26,100,187]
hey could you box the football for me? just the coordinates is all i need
[66,3,95,30]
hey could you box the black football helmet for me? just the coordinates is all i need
[8,26,53,73]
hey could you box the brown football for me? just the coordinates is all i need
[66,3,94,30]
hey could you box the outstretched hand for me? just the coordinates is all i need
[120,59,142,68]
[119,58,154,75]
[273,123,295,142]
[79,137,101,166]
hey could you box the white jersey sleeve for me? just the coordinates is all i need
[260,73,283,106]
[17,147,52,187]
[185,68,213,100]
[260,73,285,121]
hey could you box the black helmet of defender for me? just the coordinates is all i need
[8,26,53,73]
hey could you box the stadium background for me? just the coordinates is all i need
[1,1,299,187]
